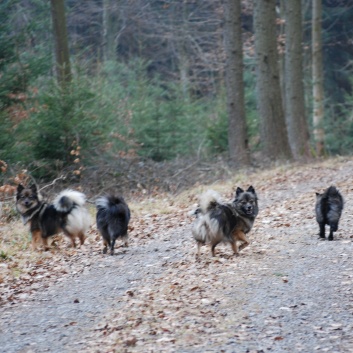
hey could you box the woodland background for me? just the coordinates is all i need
[2,2,353,350]
[1,0,353,196]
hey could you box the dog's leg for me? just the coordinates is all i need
[41,236,50,251]
[196,241,202,257]
[68,234,76,248]
[78,232,86,246]
[328,226,335,241]
[328,222,338,241]
[319,222,326,239]
[63,229,76,248]
[211,241,221,257]
[102,239,108,254]
[237,231,250,252]
[31,230,41,251]
[231,230,242,256]
[110,239,115,255]
[231,241,239,256]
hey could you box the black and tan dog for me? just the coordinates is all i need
[16,184,91,250]
[95,195,131,255]
[192,186,259,257]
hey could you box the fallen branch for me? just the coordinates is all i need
[170,159,200,179]
[39,175,67,193]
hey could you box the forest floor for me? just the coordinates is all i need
[1,157,353,352]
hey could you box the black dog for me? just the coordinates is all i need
[315,186,343,241]
[95,195,131,255]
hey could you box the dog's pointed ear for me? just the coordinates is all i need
[235,187,244,198]
[30,184,37,193]
[17,184,24,193]
[247,185,255,194]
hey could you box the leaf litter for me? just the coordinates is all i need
[1,157,353,352]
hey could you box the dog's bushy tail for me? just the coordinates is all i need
[54,189,87,213]
[95,195,129,218]
[54,189,91,235]
[199,190,222,214]
[192,190,223,244]
[326,186,341,198]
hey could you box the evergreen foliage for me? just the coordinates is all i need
[3,59,216,178]
[2,1,353,180]
[0,0,52,164]
[13,78,98,177]
[91,60,208,161]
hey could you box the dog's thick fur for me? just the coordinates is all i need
[95,195,131,255]
[315,186,343,241]
[16,184,91,250]
[192,186,259,257]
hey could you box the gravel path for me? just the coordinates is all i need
[0,237,184,353]
[1,159,353,352]
[216,231,353,352]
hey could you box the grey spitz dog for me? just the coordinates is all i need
[315,186,343,241]
[192,186,259,257]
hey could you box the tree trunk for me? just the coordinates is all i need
[312,0,325,156]
[178,2,190,100]
[50,0,71,87]
[223,0,250,166]
[254,0,292,161]
[102,0,120,62]
[284,1,311,160]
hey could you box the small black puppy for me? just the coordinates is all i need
[95,195,131,255]
[315,186,343,241]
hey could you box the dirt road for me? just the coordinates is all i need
[1,158,353,352]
